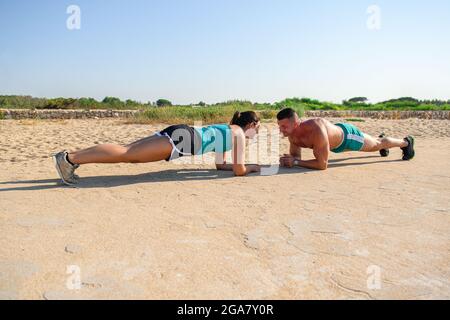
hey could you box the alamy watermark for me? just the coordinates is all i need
[66,5,81,30]
[367,5,382,31]
[366,265,382,290]
[66,265,81,290]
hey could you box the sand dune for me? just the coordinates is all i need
[0,118,449,299]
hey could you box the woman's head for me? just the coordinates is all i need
[230,111,261,138]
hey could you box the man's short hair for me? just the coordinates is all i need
[277,108,296,121]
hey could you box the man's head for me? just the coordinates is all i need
[277,108,300,137]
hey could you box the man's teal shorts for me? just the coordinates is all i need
[331,123,365,153]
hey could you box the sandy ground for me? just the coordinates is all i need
[0,118,449,300]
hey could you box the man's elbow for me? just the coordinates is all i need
[317,161,328,170]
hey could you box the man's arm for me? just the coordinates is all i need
[289,140,302,158]
[298,124,329,170]
[280,138,301,165]
[283,124,330,170]
[295,142,329,170]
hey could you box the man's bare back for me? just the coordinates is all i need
[288,118,344,151]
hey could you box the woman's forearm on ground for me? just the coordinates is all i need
[215,163,233,171]
[216,163,259,176]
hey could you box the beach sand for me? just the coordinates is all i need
[0,118,449,300]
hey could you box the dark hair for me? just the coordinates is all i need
[230,111,260,129]
[277,108,297,121]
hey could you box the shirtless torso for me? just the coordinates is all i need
[288,118,344,151]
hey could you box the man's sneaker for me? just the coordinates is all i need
[401,136,415,161]
[379,133,389,157]
[52,150,79,185]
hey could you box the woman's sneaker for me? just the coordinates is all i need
[401,136,415,161]
[52,151,79,185]
[379,133,389,157]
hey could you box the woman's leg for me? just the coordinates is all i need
[67,135,173,165]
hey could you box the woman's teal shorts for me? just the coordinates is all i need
[331,123,365,153]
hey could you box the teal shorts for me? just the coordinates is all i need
[331,123,365,153]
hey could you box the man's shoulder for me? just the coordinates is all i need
[301,118,325,131]
[307,117,329,124]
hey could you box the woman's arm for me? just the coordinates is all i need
[230,131,260,176]
[215,152,233,171]
[216,162,261,174]
[215,131,260,175]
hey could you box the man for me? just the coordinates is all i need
[277,108,415,170]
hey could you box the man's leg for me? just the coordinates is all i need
[361,133,408,152]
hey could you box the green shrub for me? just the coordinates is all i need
[156,99,173,107]
[260,110,278,120]
[42,98,79,109]
[348,97,368,103]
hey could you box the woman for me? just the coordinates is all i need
[53,111,261,185]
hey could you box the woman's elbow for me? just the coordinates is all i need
[233,170,246,177]
[233,165,247,176]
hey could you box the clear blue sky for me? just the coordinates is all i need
[1,0,449,104]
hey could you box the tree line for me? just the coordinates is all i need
[0,95,449,111]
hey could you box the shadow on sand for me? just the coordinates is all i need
[0,156,403,192]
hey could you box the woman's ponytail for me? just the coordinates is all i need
[230,111,241,126]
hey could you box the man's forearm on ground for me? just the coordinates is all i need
[294,159,328,170]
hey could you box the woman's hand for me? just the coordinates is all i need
[247,164,261,174]
[232,164,261,176]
